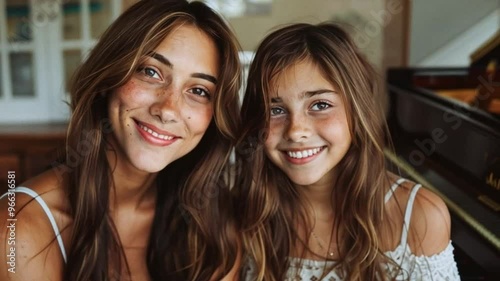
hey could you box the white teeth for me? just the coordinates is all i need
[286,147,322,159]
[139,124,174,140]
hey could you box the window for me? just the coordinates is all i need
[0,0,121,124]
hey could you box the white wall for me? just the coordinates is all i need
[227,0,387,68]
[418,9,499,67]
[410,0,500,66]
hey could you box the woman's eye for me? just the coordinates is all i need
[139,67,160,79]
[311,102,331,111]
[190,87,211,99]
[270,107,285,116]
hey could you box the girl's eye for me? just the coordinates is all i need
[190,87,211,99]
[138,67,160,79]
[270,107,285,116]
[311,102,331,111]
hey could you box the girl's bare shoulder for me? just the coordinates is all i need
[385,172,451,256]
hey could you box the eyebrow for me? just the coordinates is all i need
[148,52,218,85]
[149,52,173,68]
[270,89,337,103]
[301,89,337,98]
[192,73,218,85]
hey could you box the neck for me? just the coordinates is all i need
[295,171,338,218]
[298,184,333,216]
[106,150,157,212]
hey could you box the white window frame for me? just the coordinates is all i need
[0,0,121,124]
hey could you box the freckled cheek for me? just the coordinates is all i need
[318,118,351,143]
[263,138,274,153]
[115,81,136,99]
[268,120,284,136]
[186,107,213,134]
[264,123,281,149]
[115,81,153,108]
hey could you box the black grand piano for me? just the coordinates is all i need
[386,33,500,280]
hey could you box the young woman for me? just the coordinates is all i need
[0,0,241,280]
[236,23,460,280]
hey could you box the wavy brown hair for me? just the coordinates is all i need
[66,0,241,280]
[236,23,401,280]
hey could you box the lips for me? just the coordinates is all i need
[137,123,174,140]
[281,146,325,164]
[134,120,179,146]
[285,147,324,159]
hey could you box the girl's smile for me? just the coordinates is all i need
[264,59,352,188]
[280,146,326,164]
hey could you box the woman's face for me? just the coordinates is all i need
[108,24,219,173]
[264,59,351,189]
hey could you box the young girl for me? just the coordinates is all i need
[236,22,460,280]
[0,0,241,280]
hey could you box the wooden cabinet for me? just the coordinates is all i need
[0,123,67,195]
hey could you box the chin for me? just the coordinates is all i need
[132,162,165,174]
[143,165,166,174]
[287,174,322,186]
[130,154,172,174]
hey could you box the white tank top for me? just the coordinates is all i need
[242,178,461,280]
[1,187,67,263]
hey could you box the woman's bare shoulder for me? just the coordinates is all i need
[18,168,71,212]
[0,169,70,280]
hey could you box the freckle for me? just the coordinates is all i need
[188,116,191,119]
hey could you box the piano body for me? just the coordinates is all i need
[386,32,500,280]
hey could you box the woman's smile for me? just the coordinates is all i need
[134,120,179,146]
[108,25,219,173]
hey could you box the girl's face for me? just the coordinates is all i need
[108,24,219,173]
[264,59,352,189]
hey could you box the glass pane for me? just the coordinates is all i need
[6,0,32,42]
[63,0,82,40]
[91,0,111,39]
[10,52,34,97]
[64,50,81,92]
[0,57,3,98]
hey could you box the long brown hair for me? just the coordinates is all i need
[236,22,399,280]
[66,0,241,280]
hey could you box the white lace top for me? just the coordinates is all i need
[242,179,461,281]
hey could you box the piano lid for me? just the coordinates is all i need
[471,30,500,68]
[387,68,500,277]
[386,22,500,279]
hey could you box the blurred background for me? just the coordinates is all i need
[0,0,497,124]
[0,0,499,279]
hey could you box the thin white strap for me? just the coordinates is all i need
[384,178,406,204]
[1,187,67,263]
[400,183,422,245]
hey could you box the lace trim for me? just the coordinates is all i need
[243,242,461,281]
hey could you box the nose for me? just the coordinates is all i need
[150,88,181,124]
[284,112,312,142]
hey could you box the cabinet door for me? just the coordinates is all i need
[54,0,121,117]
[0,0,48,123]
[0,0,121,124]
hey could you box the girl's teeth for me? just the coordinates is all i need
[287,147,322,159]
